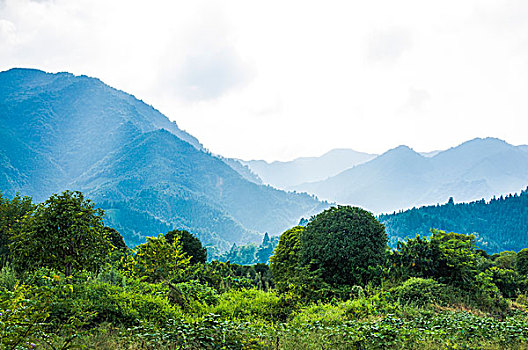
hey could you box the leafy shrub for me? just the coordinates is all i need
[391,277,454,306]
[178,261,272,292]
[0,263,18,291]
[488,266,521,298]
[168,280,218,313]
[0,284,49,349]
[80,280,184,326]
[341,292,401,320]
[473,269,509,313]
[291,292,399,326]
[127,314,269,350]
[516,293,528,306]
[290,302,348,325]
[123,234,190,283]
[96,268,126,287]
[212,289,295,322]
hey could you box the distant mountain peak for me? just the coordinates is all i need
[379,145,422,159]
[463,137,509,146]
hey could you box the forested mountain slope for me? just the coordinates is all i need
[379,187,528,253]
[0,68,327,248]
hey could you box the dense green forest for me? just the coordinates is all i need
[2,191,528,349]
[380,187,528,253]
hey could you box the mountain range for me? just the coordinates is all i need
[245,138,528,214]
[0,68,327,248]
[242,149,376,189]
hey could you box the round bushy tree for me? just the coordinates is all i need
[11,191,112,275]
[299,206,387,287]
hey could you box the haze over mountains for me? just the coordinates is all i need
[246,138,528,214]
[0,68,327,248]
[242,149,376,189]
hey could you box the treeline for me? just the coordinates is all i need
[211,233,279,265]
[1,190,528,349]
[380,187,528,252]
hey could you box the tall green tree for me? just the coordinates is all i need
[10,191,112,275]
[300,206,387,287]
[126,234,189,283]
[256,232,274,264]
[269,226,304,292]
[165,229,206,264]
[0,193,34,264]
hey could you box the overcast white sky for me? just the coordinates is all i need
[1,0,527,161]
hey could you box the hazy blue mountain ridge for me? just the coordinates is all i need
[243,148,376,189]
[292,138,528,214]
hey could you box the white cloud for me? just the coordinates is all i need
[1,0,528,161]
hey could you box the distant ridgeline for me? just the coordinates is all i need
[0,68,327,250]
[379,187,528,253]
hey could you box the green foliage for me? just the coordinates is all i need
[10,191,112,275]
[290,292,398,326]
[104,226,128,253]
[25,268,183,328]
[179,261,273,292]
[167,280,218,314]
[494,250,517,270]
[488,266,521,299]
[390,229,483,290]
[0,192,34,265]
[0,263,18,292]
[212,288,296,322]
[81,280,183,326]
[255,232,274,264]
[0,284,49,349]
[517,248,528,276]
[3,189,528,349]
[96,268,126,287]
[166,229,207,264]
[124,233,190,283]
[278,311,528,350]
[223,243,259,265]
[473,268,509,313]
[269,226,303,292]
[391,278,454,306]
[125,314,269,350]
[380,188,528,253]
[216,233,280,265]
[300,206,387,287]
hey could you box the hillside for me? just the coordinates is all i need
[0,68,327,248]
[293,138,528,213]
[243,148,376,189]
[379,187,528,253]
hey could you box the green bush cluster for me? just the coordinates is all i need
[1,192,528,349]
